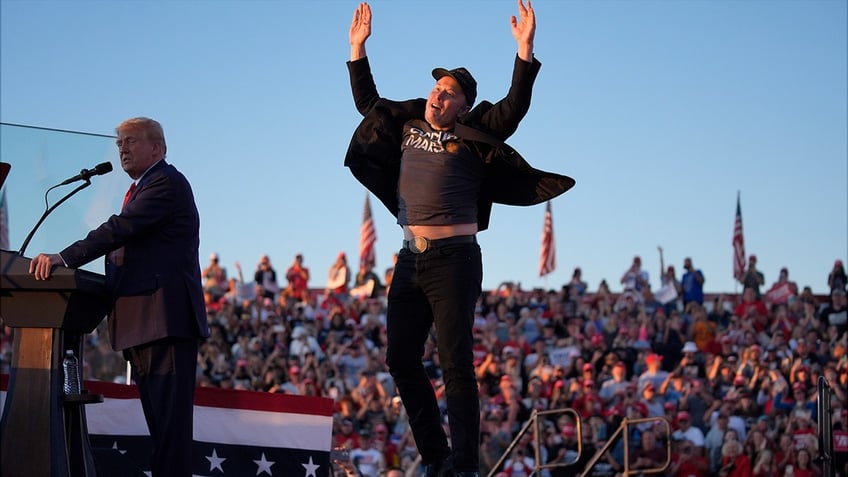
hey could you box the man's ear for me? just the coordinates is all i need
[153,141,167,159]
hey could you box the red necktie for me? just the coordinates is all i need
[122,182,136,210]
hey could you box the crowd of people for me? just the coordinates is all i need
[4,252,846,477]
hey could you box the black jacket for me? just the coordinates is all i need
[345,55,575,231]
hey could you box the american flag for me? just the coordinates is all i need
[359,194,377,270]
[539,201,556,277]
[1,375,335,477]
[732,192,746,279]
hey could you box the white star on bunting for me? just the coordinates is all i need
[302,456,320,477]
[205,448,226,473]
[110,441,127,455]
[253,452,275,476]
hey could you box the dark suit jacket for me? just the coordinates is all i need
[345,55,575,231]
[61,160,209,351]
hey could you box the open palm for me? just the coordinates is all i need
[349,2,371,46]
[510,0,536,45]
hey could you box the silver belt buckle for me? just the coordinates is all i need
[410,236,429,254]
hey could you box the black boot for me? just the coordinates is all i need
[422,455,453,477]
[454,473,479,477]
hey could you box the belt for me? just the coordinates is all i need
[402,235,476,254]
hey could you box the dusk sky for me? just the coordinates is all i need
[2,0,845,296]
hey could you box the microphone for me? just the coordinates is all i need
[59,161,113,185]
[19,162,112,255]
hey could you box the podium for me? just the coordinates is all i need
[0,250,110,477]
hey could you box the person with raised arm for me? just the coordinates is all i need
[344,2,573,475]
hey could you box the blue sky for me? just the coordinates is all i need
[1,0,845,296]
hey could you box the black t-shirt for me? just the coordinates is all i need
[821,304,847,336]
[398,119,484,226]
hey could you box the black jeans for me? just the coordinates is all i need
[385,242,483,472]
[125,337,199,477]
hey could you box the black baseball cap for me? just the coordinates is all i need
[432,67,477,107]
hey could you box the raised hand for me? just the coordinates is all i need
[510,0,535,61]
[349,2,371,60]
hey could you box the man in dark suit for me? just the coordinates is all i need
[30,117,209,477]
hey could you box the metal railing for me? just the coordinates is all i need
[486,408,582,477]
[486,409,671,477]
[817,376,833,477]
[577,416,671,477]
